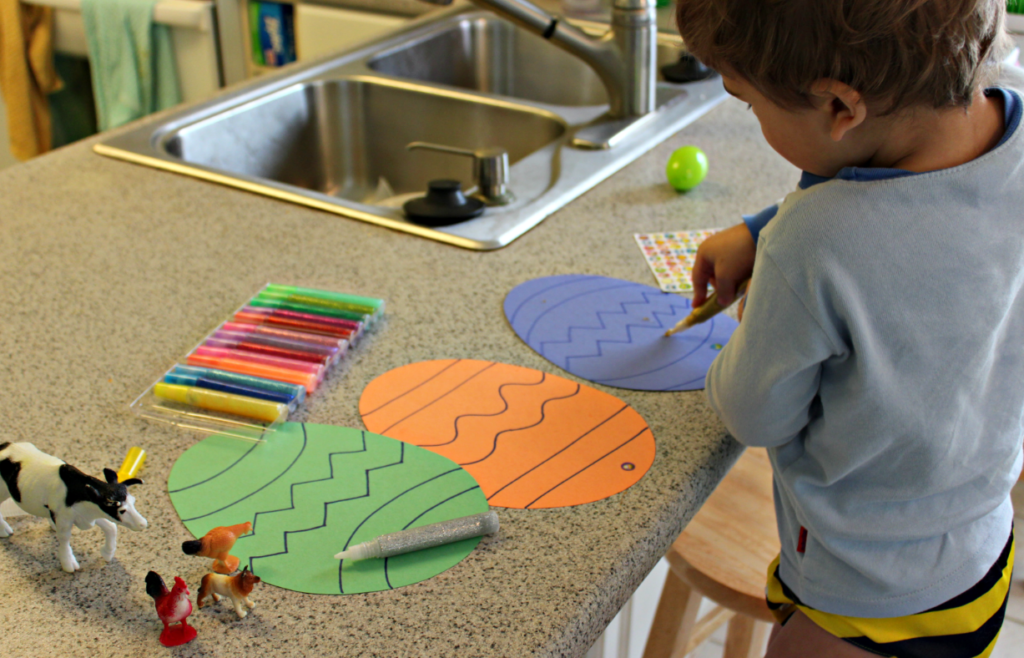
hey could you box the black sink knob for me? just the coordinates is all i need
[403,179,485,227]
[661,53,716,83]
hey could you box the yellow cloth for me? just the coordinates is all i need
[0,0,62,161]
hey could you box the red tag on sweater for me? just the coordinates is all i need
[797,526,808,553]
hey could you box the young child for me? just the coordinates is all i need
[674,1,1023,656]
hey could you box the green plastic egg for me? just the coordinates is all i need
[666,145,709,191]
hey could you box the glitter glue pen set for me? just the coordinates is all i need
[131,284,384,441]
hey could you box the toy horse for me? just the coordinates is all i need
[181,521,252,574]
[197,565,261,618]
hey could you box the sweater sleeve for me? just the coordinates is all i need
[705,250,844,448]
[742,204,779,243]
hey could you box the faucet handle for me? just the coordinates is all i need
[406,141,515,206]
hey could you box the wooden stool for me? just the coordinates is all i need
[643,449,780,658]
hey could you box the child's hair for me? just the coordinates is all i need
[675,0,1006,114]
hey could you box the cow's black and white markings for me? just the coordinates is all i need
[0,456,22,503]
[0,442,148,572]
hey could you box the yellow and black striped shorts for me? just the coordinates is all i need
[765,530,1015,658]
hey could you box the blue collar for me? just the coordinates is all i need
[797,87,1022,189]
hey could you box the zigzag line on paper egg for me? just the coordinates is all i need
[462,381,582,468]
[417,371,546,448]
[589,320,717,386]
[237,425,369,542]
[382,485,482,590]
[181,428,309,523]
[336,465,469,593]
[522,281,640,344]
[535,290,692,365]
[537,290,689,355]
[246,438,408,577]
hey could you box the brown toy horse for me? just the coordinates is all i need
[181,522,252,574]
[197,566,261,619]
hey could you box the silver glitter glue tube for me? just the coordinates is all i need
[334,511,499,561]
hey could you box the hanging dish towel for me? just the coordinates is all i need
[0,0,62,160]
[80,0,181,132]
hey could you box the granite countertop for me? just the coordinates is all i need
[0,84,796,655]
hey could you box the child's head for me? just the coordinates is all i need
[675,0,1007,175]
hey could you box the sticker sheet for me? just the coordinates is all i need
[634,230,719,292]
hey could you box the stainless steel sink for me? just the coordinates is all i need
[164,77,566,203]
[367,17,695,107]
[95,6,726,250]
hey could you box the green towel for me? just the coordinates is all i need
[80,0,181,132]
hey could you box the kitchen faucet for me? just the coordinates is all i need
[417,0,659,147]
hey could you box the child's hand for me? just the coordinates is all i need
[692,223,756,308]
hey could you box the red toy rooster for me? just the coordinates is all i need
[145,571,197,647]
[181,521,252,574]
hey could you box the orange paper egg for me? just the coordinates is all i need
[360,360,655,509]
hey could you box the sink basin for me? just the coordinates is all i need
[368,16,691,107]
[164,77,565,203]
[94,6,726,250]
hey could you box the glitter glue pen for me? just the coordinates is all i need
[334,511,500,561]
[154,382,289,423]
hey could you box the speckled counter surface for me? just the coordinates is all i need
[0,94,796,657]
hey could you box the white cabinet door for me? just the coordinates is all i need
[296,4,408,61]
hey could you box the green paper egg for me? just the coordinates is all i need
[168,422,489,595]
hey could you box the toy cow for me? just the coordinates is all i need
[0,441,148,573]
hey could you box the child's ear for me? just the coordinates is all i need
[810,79,868,142]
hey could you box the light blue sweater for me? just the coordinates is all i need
[706,71,1024,618]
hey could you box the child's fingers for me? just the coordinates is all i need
[715,277,738,306]
[688,272,712,306]
[691,259,713,307]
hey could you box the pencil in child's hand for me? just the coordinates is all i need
[664,279,750,337]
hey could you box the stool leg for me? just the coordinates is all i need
[642,569,703,658]
[723,615,770,658]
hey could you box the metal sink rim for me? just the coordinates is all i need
[94,5,727,250]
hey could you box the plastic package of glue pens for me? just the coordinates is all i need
[130,284,385,441]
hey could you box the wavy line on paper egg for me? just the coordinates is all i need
[461,383,582,467]
[418,372,547,448]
